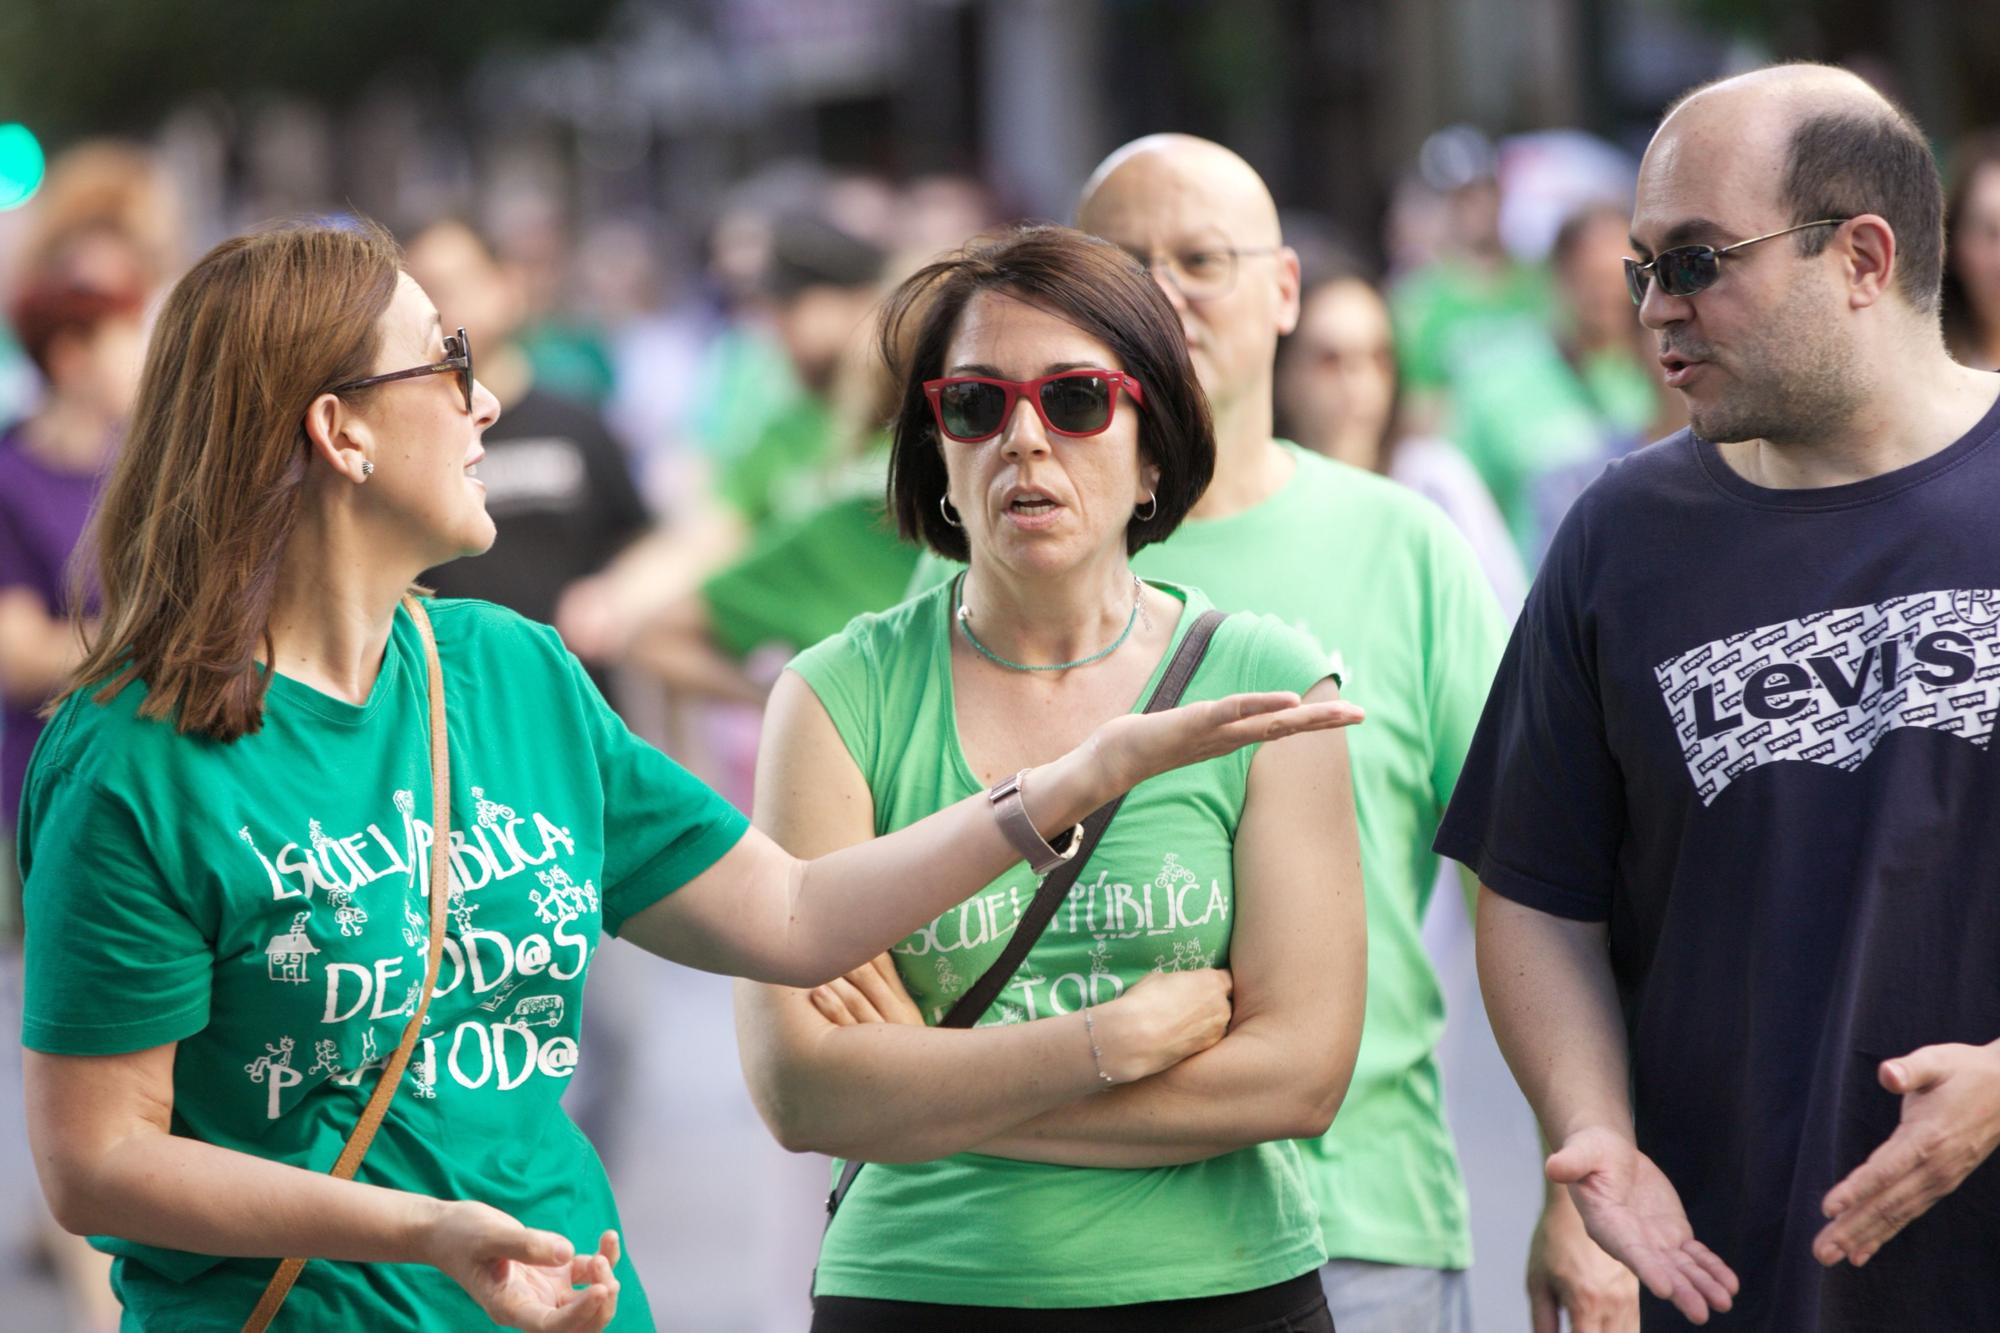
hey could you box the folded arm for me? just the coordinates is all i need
[731,675,1137,1160]
[975,679,1366,1167]
[739,678,1366,1168]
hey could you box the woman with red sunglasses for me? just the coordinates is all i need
[15,219,1359,1333]
[737,225,1368,1331]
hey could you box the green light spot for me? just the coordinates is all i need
[0,124,46,211]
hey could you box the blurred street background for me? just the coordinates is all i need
[6,0,2000,1328]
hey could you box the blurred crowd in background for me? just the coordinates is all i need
[7,0,2000,1328]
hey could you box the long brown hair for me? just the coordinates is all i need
[57,219,402,741]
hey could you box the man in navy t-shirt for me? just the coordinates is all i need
[1439,63,2000,1330]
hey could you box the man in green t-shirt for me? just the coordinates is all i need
[912,134,1633,1331]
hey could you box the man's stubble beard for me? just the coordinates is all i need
[1686,301,1867,447]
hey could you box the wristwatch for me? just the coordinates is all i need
[988,769,1084,875]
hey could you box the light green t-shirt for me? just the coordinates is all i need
[790,580,1336,1307]
[19,599,749,1333]
[1444,338,1661,564]
[911,445,1507,1270]
[1390,257,1555,394]
[716,394,837,531]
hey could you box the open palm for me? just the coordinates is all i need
[431,1202,621,1333]
[1551,1127,1740,1325]
[1092,690,1364,790]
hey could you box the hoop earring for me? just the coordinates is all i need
[1134,492,1158,522]
[940,494,963,528]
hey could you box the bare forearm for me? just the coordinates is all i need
[765,751,1109,985]
[44,1127,440,1264]
[0,599,82,704]
[625,620,768,706]
[608,510,746,623]
[739,993,1109,1161]
[1476,886,1634,1141]
[979,1018,1345,1168]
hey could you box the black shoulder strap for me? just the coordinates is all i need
[821,609,1229,1235]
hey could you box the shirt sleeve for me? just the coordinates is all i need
[785,623,880,793]
[19,767,215,1054]
[1244,612,1343,697]
[1432,500,1624,921]
[560,648,750,936]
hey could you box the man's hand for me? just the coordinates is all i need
[1529,1182,1639,1332]
[1547,1126,1738,1325]
[1815,1041,2000,1268]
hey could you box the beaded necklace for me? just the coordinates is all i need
[953,571,1143,672]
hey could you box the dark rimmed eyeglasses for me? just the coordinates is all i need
[328,327,475,412]
[1624,219,1851,305]
[923,369,1146,444]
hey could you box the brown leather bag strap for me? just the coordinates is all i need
[242,594,452,1333]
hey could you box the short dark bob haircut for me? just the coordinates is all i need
[882,224,1214,563]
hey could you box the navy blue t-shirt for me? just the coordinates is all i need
[1436,395,2000,1332]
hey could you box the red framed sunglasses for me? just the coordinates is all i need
[923,369,1146,443]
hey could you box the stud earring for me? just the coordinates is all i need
[359,460,375,479]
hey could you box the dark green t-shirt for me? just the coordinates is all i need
[791,580,1337,1307]
[716,395,837,531]
[18,598,748,1332]
[701,488,919,662]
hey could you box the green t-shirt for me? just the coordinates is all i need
[701,447,919,661]
[1444,338,1662,564]
[1390,257,1554,394]
[791,580,1335,1307]
[18,599,749,1333]
[716,395,838,531]
[912,445,1507,1270]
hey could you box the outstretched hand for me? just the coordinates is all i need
[428,1201,622,1333]
[1548,1127,1738,1325]
[1088,689,1363,794]
[1815,1041,2000,1269]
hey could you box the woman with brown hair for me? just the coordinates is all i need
[735,225,1368,1331]
[15,218,1360,1333]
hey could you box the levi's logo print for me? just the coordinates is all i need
[1655,589,2000,805]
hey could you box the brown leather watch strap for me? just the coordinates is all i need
[241,593,452,1333]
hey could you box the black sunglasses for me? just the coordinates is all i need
[1624,219,1850,305]
[329,327,475,412]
